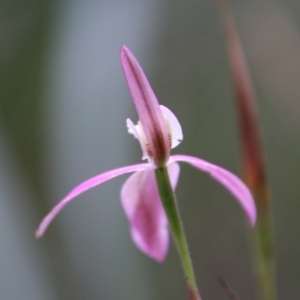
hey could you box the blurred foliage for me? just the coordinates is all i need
[0,0,51,198]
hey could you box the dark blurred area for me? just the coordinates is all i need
[0,0,299,299]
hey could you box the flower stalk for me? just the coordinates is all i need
[217,1,276,299]
[252,185,275,300]
[155,167,202,300]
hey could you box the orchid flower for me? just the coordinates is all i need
[36,45,256,264]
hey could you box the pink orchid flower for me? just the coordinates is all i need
[36,45,256,262]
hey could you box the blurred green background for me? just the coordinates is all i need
[1,0,299,299]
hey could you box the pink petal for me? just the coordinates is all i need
[36,163,151,238]
[126,118,148,160]
[121,162,180,262]
[121,45,170,167]
[170,155,256,226]
[160,105,183,149]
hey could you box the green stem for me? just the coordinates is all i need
[155,167,202,300]
[251,186,276,300]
